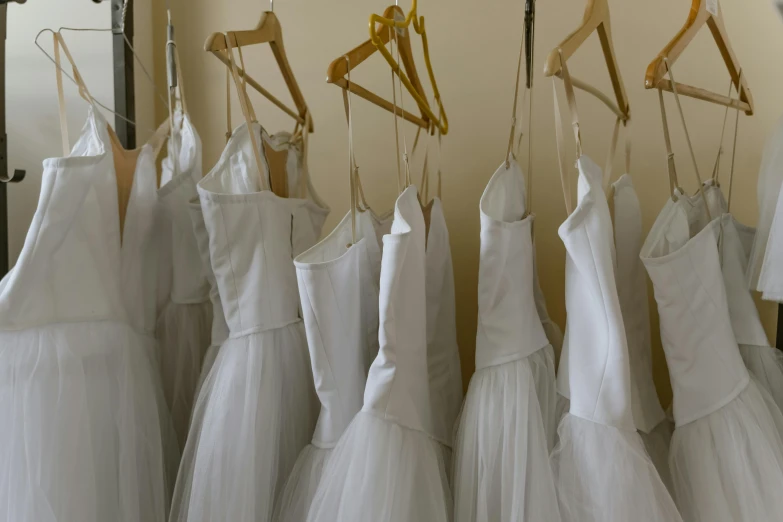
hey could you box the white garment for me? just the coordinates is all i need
[156,112,212,449]
[307,186,451,522]
[188,199,229,398]
[748,116,783,301]
[170,123,328,522]
[611,174,673,490]
[425,198,463,452]
[273,210,382,522]
[682,185,783,413]
[641,197,783,522]
[452,159,560,522]
[0,106,174,522]
[551,156,682,522]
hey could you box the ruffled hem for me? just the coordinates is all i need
[306,411,451,522]
[670,378,783,521]
[452,350,560,522]
[551,414,682,522]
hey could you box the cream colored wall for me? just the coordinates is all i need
[154,0,782,405]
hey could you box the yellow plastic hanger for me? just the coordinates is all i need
[644,0,753,114]
[326,1,448,135]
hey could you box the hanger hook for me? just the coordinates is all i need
[270,0,274,12]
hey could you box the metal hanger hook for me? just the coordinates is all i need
[270,0,274,12]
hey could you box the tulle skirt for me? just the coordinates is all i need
[740,343,783,413]
[306,412,452,522]
[0,321,175,522]
[156,299,212,448]
[170,321,319,522]
[642,419,674,495]
[452,347,560,522]
[193,342,220,401]
[551,414,682,522]
[273,445,332,522]
[670,379,783,522]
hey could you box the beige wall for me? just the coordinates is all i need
[154,0,782,406]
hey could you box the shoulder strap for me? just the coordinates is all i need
[53,32,93,156]
[225,33,269,192]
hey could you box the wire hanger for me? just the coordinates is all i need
[204,0,313,131]
[34,0,167,130]
[645,0,753,114]
[543,0,630,122]
[326,1,448,135]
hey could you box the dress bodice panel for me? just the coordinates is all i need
[611,174,666,433]
[0,107,157,334]
[559,156,634,430]
[158,115,209,305]
[424,198,463,446]
[295,211,381,447]
[641,203,749,426]
[189,201,229,347]
[363,186,434,435]
[475,160,549,370]
[197,123,328,336]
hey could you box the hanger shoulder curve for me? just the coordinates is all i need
[644,0,753,115]
[543,0,607,77]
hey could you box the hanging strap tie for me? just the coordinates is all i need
[662,57,711,221]
[552,49,581,214]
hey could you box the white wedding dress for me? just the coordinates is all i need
[273,209,382,522]
[307,186,451,522]
[170,123,329,522]
[554,174,675,489]
[0,106,175,522]
[156,111,212,448]
[641,195,783,522]
[452,159,561,522]
[425,197,463,467]
[680,184,783,414]
[611,174,674,491]
[551,156,682,522]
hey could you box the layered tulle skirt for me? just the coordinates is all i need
[156,299,212,448]
[551,414,682,522]
[740,343,783,413]
[273,445,332,522]
[306,412,452,522]
[170,321,319,522]
[0,320,175,522]
[670,378,783,522]
[452,346,560,522]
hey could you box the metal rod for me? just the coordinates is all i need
[112,0,135,148]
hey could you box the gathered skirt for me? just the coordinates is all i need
[306,411,451,522]
[156,299,212,448]
[739,343,783,414]
[670,378,783,522]
[273,445,332,522]
[170,321,319,522]
[0,320,176,522]
[551,414,682,522]
[452,346,560,522]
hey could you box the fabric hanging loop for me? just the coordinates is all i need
[663,57,711,222]
[343,55,358,246]
[727,68,743,213]
[711,78,735,185]
[551,49,582,214]
[657,87,681,198]
[225,32,269,192]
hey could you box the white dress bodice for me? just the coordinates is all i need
[424,199,463,446]
[158,115,209,305]
[295,210,382,447]
[611,174,667,433]
[0,107,160,335]
[363,186,435,435]
[559,156,634,430]
[475,160,549,371]
[641,200,749,426]
[197,123,328,336]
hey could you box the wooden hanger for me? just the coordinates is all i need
[644,0,753,115]
[204,8,313,131]
[543,0,630,121]
[326,1,448,134]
